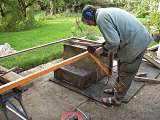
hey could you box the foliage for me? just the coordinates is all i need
[0,15,101,69]
[0,15,75,69]
[70,14,101,40]
[132,1,149,18]
[129,0,160,33]
[0,0,37,32]
[1,0,160,69]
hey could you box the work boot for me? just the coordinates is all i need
[102,96,122,106]
[104,88,114,95]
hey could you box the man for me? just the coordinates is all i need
[82,5,153,106]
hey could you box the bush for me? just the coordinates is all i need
[85,34,98,41]
[16,19,40,31]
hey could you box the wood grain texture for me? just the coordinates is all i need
[89,53,112,76]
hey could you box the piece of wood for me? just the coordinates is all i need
[0,37,73,59]
[0,66,18,77]
[136,73,147,77]
[0,51,89,94]
[89,53,112,76]
[0,66,32,91]
[144,54,160,69]
[0,66,22,83]
[0,37,100,59]
[0,47,112,94]
[135,76,160,84]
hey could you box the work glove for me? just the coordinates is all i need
[87,45,98,54]
[87,43,109,57]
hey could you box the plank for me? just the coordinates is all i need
[0,47,112,94]
[0,66,32,91]
[0,66,22,83]
[138,62,160,78]
[144,55,160,69]
[0,51,89,94]
[89,53,112,76]
[135,77,160,84]
[0,37,73,59]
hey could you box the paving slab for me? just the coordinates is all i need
[52,61,159,104]
[1,60,159,120]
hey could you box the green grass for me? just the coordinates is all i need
[0,44,63,70]
[0,15,74,69]
[0,14,100,70]
[0,16,75,50]
[1,14,155,70]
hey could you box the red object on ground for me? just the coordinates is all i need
[61,111,85,120]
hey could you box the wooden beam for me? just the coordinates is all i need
[135,76,160,84]
[0,66,22,83]
[0,47,112,94]
[0,37,73,59]
[0,51,89,94]
[0,37,101,59]
[144,55,160,69]
[89,53,112,76]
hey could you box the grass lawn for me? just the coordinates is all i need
[0,16,75,50]
[0,14,100,70]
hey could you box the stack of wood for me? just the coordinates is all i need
[145,33,160,69]
[146,49,160,69]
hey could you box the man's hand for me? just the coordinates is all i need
[95,47,104,55]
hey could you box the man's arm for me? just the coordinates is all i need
[97,14,120,53]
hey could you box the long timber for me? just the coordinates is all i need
[0,51,89,94]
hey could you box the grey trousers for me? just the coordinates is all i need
[115,51,145,100]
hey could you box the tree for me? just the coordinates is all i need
[0,0,37,31]
[18,0,36,18]
[130,0,160,32]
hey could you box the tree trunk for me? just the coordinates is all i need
[49,1,54,15]
[18,0,35,18]
[0,4,5,17]
[18,0,27,18]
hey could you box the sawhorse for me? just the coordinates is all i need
[0,88,31,120]
[0,66,31,120]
